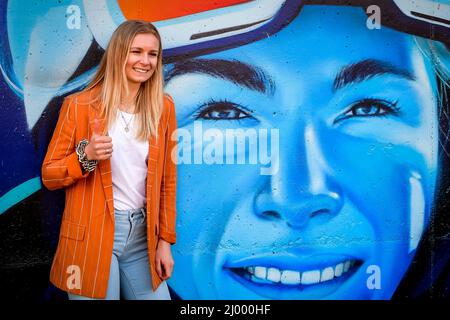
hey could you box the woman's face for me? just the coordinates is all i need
[124,33,159,86]
[165,6,439,299]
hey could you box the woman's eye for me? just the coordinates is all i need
[195,100,252,121]
[335,99,399,123]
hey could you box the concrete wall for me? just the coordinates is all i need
[1,0,450,299]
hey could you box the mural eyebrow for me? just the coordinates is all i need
[165,59,275,95]
[333,59,416,91]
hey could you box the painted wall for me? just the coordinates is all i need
[1,0,450,299]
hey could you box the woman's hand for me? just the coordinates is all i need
[155,239,174,280]
[84,119,113,161]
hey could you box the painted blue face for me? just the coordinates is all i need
[164,6,439,299]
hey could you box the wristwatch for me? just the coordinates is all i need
[76,139,98,173]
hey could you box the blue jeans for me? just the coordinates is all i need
[68,208,171,300]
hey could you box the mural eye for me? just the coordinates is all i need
[353,104,382,116]
[195,99,252,121]
[334,98,400,123]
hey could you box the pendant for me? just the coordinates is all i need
[125,126,129,132]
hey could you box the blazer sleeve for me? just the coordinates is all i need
[41,95,89,190]
[158,96,178,244]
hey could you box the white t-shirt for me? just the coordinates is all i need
[108,110,149,210]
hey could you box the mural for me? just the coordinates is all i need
[1,0,450,299]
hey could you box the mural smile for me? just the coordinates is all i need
[224,254,364,298]
[241,259,359,285]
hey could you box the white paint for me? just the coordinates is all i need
[409,172,426,253]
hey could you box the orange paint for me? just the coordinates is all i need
[118,0,251,22]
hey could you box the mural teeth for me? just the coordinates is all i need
[280,270,301,285]
[254,266,267,280]
[245,260,358,285]
[251,275,272,284]
[267,267,281,283]
[301,270,321,285]
[343,261,351,272]
[334,263,344,277]
[320,267,335,282]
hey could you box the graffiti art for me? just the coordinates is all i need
[1,0,449,300]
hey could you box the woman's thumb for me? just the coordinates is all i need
[93,118,101,136]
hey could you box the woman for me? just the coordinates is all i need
[165,5,449,299]
[41,20,177,300]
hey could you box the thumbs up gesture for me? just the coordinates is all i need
[85,118,113,161]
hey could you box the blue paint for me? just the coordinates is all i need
[166,5,440,299]
[0,177,41,214]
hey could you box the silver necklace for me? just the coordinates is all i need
[119,110,134,132]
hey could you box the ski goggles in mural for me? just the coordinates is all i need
[82,0,450,62]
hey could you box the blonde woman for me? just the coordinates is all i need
[41,20,177,300]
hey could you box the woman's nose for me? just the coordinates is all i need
[140,53,150,65]
[254,124,343,229]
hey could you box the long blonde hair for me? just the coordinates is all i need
[85,20,164,141]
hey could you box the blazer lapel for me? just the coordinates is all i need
[89,109,114,218]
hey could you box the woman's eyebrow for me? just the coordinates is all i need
[130,47,158,51]
[333,59,416,91]
[165,58,275,95]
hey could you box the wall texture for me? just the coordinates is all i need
[1,0,450,299]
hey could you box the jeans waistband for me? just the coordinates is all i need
[114,207,146,219]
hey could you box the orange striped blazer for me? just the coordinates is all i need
[41,86,177,299]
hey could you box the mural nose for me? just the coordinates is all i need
[253,123,343,229]
[254,187,343,229]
